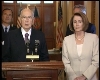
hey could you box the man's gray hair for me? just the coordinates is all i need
[73,4,86,14]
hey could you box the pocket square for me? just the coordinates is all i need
[2,41,4,45]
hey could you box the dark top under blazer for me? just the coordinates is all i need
[2,27,49,62]
[66,23,96,36]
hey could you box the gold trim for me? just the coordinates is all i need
[26,55,39,59]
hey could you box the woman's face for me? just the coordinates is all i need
[73,15,83,32]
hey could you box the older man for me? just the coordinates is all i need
[2,8,49,62]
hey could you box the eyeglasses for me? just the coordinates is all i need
[21,16,33,19]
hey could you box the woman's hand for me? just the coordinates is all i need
[74,75,86,80]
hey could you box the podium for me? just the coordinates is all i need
[2,61,64,80]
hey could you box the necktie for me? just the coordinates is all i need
[25,33,30,54]
[25,33,30,45]
[5,27,8,33]
[25,33,29,39]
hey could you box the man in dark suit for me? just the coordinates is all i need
[2,8,17,61]
[66,4,96,36]
[2,8,49,62]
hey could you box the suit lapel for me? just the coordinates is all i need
[15,28,26,45]
[30,28,35,44]
[2,26,4,32]
[72,34,86,58]
[9,25,13,31]
[29,29,36,54]
[74,32,87,58]
[2,26,5,41]
[80,32,86,58]
[14,28,27,54]
[72,34,79,58]
[9,26,12,31]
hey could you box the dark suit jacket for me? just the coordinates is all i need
[2,25,17,59]
[66,23,96,36]
[2,27,49,62]
[2,25,17,41]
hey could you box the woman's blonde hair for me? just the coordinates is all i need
[69,12,89,32]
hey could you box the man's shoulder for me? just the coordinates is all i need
[10,25,17,29]
[33,28,44,35]
[9,28,19,34]
[89,22,95,27]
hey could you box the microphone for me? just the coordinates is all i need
[26,40,40,62]
[35,40,40,54]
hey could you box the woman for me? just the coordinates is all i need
[62,12,99,80]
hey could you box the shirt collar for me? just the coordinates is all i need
[2,24,10,32]
[21,27,32,40]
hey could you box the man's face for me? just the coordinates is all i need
[20,9,33,30]
[2,10,13,24]
[73,8,81,14]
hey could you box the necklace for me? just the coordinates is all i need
[75,35,85,41]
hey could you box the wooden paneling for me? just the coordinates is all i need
[43,3,56,49]
[74,1,84,5]
[46,39,54,49]
[43,7,54,37]
[91,1,95,24]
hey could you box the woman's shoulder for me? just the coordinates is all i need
[85,32,98,37]
[85,32,99,39]
[64,34,74,40]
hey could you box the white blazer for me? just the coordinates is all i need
[62,32,99,80]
